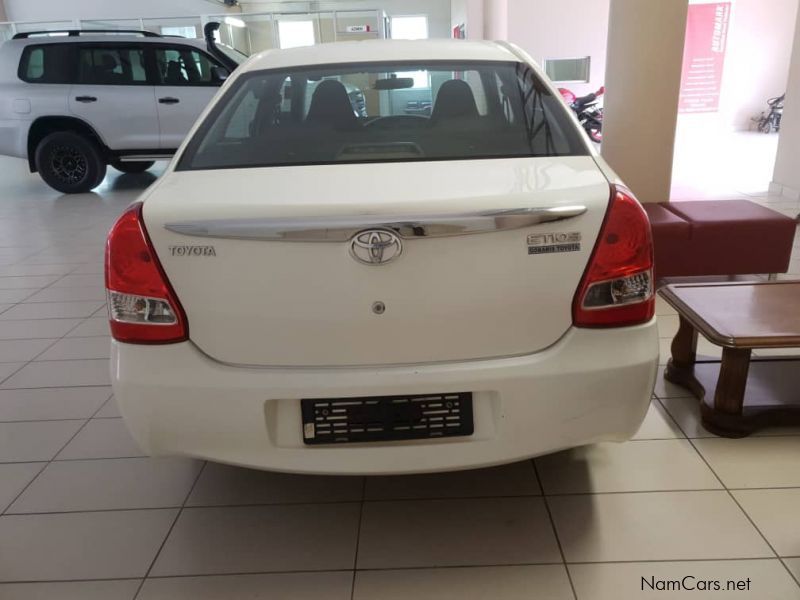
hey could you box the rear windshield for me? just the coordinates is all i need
[177,60,588,171]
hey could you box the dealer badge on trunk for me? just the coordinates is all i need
[350,230,403,265]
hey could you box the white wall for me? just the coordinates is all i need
[451,0,483,39]
[476,0,796,127]
[241,0,452,38]
[772,1,800,194]
[506,0,609,95]
[718,0,799,129]
[0,0,7,22]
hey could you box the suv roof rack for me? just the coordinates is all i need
[12,29,162,40]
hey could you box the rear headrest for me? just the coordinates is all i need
[165,61,184,84]
[431,79,480,122]
[100,54,118,72]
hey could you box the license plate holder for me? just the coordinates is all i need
[301,392,474,445]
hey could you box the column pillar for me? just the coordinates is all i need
[601,0,689,203]
[772,4,800,199]
[483,0,508,41]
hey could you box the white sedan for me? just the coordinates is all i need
[106,39,658,475]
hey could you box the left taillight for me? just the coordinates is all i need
[105,202,188,344]
[572,185,655,328]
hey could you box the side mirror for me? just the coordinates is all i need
[211,66,230,83]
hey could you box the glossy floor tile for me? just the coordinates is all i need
[630,400,685,440]
[364,461,540,500]
[0,420,84,462]
[0,580,141,600]
[55,418,144,460]
[0,155,798,597]
[150,504,361,576]
[8,457,203,513]
[0,386,111,421]
[786,559,800,585]
[357,497,561,569]
[733,489,800,557]
[138,572,353,600]
[536,439,721,494]
[186,462,364,506]
[549,491,773,562]
[569,559,800,599]
[693,437,800,488]
[0,463,44,511]
[0,509,177,581]
[354,565,574,600]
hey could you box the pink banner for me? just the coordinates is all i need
[679,2,731,113]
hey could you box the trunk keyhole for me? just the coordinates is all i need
[372,301,386,315]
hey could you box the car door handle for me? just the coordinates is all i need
[75,96,97,103]
[159,97,180,105]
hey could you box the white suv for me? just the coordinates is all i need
[0,28,243,193]
[106,39,659,475]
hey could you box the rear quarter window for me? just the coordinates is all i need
[18,44,74,84]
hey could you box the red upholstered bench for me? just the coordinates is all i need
[642,200,796,279]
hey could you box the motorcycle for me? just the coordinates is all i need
[753,94,784,134]
[560,86,605,143]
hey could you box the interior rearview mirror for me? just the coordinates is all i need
[373,77,415,90]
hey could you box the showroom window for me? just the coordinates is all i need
[390,15,429,40]
[390,16,430,88]
[278,20,316,49]
[77,47,148,85]
[18,45,73,84]
[160,25,198,38]
[544,57,591,83]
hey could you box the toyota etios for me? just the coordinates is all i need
[106,39,658,474]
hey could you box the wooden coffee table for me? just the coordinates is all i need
[660,281,800,437]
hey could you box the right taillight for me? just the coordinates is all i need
[572,185,655,327]
[105,202,188,344]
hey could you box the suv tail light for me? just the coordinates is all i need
[105,202,188,344]
[573,185,654,327]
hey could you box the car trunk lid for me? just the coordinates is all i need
[143,156,610,367]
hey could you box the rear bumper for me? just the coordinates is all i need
[0,119,30,159]
[111,320,659,475]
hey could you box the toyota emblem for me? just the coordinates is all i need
[349,230,403,265]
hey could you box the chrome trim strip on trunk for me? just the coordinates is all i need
[163,205,588,242]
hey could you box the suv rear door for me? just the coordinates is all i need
[69,43,159,150]
[152,45,224,150]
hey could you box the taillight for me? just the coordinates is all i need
[572,185,654,327]
[105,202,188,344]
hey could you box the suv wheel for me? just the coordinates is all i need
[112,160,155,174]
[35,132,107,194]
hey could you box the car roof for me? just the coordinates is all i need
[3,34,207,47]
[241,39,522,72]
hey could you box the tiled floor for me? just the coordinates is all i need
[671,121,781,200]
[0,155,798,599]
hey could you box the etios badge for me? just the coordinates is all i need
[350,230,403,265]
